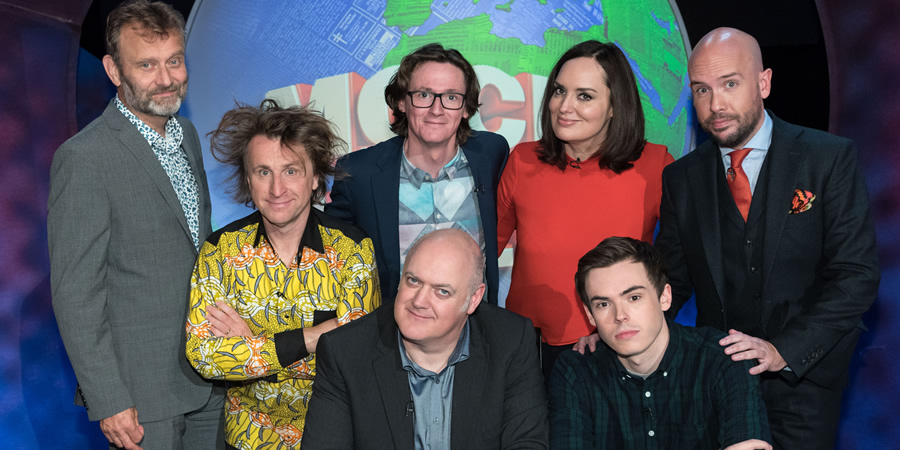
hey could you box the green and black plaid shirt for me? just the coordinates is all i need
[549,321,770,449]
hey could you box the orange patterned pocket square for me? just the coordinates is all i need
[789,189,816,214]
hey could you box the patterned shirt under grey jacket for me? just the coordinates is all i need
[115,95,201,249]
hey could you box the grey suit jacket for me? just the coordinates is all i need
[48,99,215,422]
[302,303,549,449]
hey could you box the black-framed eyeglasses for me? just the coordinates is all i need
[406,91,467,110]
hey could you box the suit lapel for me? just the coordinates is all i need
[104,102,193,244]
[689,143,728,302]
[462,141,496,243]
[450,318,489,449]
[760,116,802,299]
[373,311,414,450]
[463,139,497,258]
[180,118,210,241]
[373,138,403,277]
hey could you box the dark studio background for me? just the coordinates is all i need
[0,0,896,447]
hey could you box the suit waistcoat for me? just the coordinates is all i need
[717,156,772,336]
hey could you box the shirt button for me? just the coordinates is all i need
[745,239,753,247]
[645,391,651,398]
[433,418,439,424]
[648,430,655,437]
[663,371,668,377]
[750,266,758,273]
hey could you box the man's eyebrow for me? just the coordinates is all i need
[620,285,645,296]
[401,271,454,289]
[432,282,454,291]
[719,72,742,79]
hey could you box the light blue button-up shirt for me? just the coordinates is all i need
[719,111,773,195]
[399,321,471,450]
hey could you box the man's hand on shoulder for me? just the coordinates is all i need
[720,329,787,375]
[723,438,773,450]
[572,331,600,355]
[100,407,144,450]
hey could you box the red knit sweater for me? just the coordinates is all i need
[497,140,673,345]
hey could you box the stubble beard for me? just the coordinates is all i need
[703,94,764,149]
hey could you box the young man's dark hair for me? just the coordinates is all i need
[574,236,668,307]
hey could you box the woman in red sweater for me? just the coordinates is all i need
[497,41,674,380]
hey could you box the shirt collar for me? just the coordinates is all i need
[598,318,681,380]
[398,320,471,377]
[719,110,773,157]
[400,143,467,189]
[251,208,326,256]
[114,95,183,154]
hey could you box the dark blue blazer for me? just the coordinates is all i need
[326,132,509,305]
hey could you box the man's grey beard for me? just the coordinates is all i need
[120,72,187,117]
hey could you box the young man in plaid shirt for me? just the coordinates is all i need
[549,237,771,450]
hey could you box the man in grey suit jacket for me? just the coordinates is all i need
[302,229,548,449]
[48,2,223,449]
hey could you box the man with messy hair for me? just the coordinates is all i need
[185,100,379,449]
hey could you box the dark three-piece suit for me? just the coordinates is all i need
[656,112,879,448]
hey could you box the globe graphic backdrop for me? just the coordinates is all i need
[183,0,693,232]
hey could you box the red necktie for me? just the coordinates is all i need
[727,148,753,222]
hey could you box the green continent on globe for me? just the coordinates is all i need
[382,0,690,157]
[384,0,433,29]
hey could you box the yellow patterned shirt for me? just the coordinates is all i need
[186,209,380,449]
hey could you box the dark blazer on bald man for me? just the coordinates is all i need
[302,303,549,449]
[655,112,879,443]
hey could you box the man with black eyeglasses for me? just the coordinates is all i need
[327,43,509,306]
